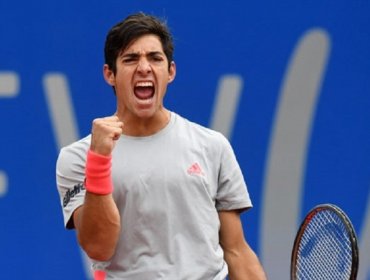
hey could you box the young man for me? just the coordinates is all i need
[56,12,267,280]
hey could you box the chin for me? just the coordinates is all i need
[134,108,157,119]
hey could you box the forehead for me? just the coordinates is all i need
[123,34,164,55]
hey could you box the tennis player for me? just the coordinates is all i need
[56,12,267,280]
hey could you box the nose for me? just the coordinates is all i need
[137,58,151,74]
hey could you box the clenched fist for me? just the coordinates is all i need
[90,115,124,156]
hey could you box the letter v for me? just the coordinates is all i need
[43,73,93,278]
[260,29,331,279]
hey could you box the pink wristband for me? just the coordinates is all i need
[85,149,113,195]
[94,270,106,280]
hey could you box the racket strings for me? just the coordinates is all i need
[295,210,353,280]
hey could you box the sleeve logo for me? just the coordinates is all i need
[63,182,85,207]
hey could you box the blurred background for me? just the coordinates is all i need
[0,1,369,279]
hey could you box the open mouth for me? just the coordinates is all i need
[134,81,155,101]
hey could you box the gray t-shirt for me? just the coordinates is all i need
[56,112,252,280]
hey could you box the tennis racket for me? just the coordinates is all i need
[291,204,359,280]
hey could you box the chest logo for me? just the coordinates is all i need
[187,162,204,176]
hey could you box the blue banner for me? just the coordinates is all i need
[0,1,369,279]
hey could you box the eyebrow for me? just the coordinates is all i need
[121,51,164,59]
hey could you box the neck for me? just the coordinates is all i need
[118,109,170,137]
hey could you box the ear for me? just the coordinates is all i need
[103,64,115,86]
[168,61,176,83]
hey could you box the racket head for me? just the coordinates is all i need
[291,204,359,280]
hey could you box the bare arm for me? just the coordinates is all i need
[73,116,123,261]
[73,193,120,261]
[219,210,267,280]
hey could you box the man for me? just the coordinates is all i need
[56,12,267,280]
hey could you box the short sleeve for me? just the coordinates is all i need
[56,136,90,229]
[215,135,252,212]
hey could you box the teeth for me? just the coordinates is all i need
[136,81,153,87]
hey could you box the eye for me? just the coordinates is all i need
[123,58,136,64]
[121,54,139,64]
[150,56,164,64]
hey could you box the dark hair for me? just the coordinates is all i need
[104,12,174,74]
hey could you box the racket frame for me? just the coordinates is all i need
[290,203,359,280]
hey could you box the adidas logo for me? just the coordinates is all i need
[187,162,204,176]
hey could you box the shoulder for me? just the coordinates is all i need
[57,135,91,171]
[174,112,227,142]
[173,112,232,154]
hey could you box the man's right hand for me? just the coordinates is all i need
[90,115,124,156]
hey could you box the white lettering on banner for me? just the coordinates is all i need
[0,71,19,198]
[43,73,80,150]
[0,71,19,97]
[260,28,331,279]
[0,171,8,197]
[209,75,243,139]
[42,73,94,279]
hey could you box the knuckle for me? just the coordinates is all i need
[92,118,102,125]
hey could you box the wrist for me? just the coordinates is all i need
[85,149,113,195]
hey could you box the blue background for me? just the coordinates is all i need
[0,1,369,279]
